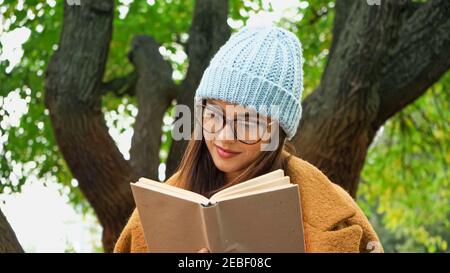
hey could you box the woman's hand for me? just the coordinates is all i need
[197,247,210,253]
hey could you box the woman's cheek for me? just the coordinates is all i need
[238,147,261,167]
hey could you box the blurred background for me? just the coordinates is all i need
[0,0,449,253]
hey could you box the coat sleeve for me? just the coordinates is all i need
[113,208,149,253]
[332,184,384,253]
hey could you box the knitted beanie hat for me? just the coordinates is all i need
[194,25,304,140]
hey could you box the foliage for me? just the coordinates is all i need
[358,72,450,252]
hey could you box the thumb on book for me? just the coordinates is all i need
[197,247,210,253]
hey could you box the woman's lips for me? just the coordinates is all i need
[214,144,241,159]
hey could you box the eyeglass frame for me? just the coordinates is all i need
[194,99,276,145]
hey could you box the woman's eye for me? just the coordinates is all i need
[204,109,216,118]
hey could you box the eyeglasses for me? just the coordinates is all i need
[195,101,274,145]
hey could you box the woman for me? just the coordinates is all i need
[114,26,383,253]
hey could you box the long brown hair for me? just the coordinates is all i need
[173,107,297,198]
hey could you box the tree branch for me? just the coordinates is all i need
[166,0,231,177]
[128,35,175,180]
[325,0,356,69]
[100,71,138,97]
[374,0,450,127]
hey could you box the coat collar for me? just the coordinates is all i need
[284,152,362,252]
[284,152,356,231]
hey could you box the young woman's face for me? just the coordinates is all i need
[202,99,274,180]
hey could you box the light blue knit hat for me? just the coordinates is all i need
[194,25,304,140]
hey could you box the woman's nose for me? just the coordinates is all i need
[215,121,235,141]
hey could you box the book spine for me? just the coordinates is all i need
[199,204,223,252]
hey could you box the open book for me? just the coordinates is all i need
[131,169,305,253]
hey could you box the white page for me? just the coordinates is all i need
[211,176,290,201]
[210,169,285,200]
[211,183,296,203]
[134,180,210,205]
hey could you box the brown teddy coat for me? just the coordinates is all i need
[114,154,383,253]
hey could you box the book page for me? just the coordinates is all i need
[210,177,290,203]
[204,184,304,253]
[210,169,285,200]
[136,178,210,205]
[212,183,294,203]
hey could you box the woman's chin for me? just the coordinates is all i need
[211,154,242,173]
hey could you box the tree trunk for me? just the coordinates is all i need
[45,0,136,252]
[0,209,24,253]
